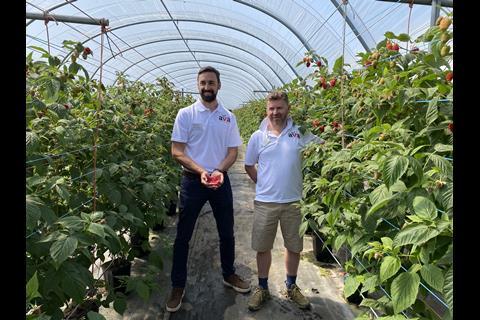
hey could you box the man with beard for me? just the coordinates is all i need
[244,91,324,311]
[166,66,251,312]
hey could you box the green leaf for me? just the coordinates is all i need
[408,156,423,183]
[113,297,127,315]
[380,256,402,282]
[87,223,105,238]
[333,233,347,251]
[344,274,360,298]
[50,236,78,265]
[396,33,410,42]
[394,224,440,247]
[437,83,451,95]
[391,271,420,313]
[107,189,122,206]
[420,264,444,292]
[385,31,395,39]
[40,205,57,225]
[333,56,344,74]
[359,297,382,309]
[440,183,453,212]
[389,180,407,193]
[426,99,439,125]
[44,78,61,100]
[90,211,104,221]
[109,164,120,175]
[381,237,393,250]
[378,316,408,320]
[407,215,424,223]
[55,184,71,201]
[428,154,453,176]
[87,311,106,320]
[27,176,47,187]
[369,184,391,205]
[57,216,84,231]
[37,231,66,243]
[68,62,80,75]
[361,274,379,294]
[382,155,409,188]
[26,195,42,230]
[434,143,453,153]
[299,220,308,237]
[142,183,154,201]
[103,225,122,254]
[443,266,453,312]
[26,271,42,301]
[408,263,422,273]
[366,194,396,217]
[135,280,150,301]
[437,243,453,265]
[28,45,49,54]
[62,273,86,303]
[409,145,429,156]
[412,196,437,220]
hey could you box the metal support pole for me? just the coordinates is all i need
[26,12,109,26]
[330,0,375,53]
[375,0,452,6]
[430,0,441,27]
[428,0,441,52]
[26,0,78,27]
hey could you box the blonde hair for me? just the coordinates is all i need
[266,91,289,105]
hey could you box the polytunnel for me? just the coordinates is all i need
[26,0,452,109]
[26,1,454,320]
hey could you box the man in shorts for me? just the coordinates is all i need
[244,91,324,311]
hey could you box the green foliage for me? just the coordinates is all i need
[233,99,266,142]
[235,22,453,318]
[26,42,193,318]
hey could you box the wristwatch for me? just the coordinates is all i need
[214,168,226,174]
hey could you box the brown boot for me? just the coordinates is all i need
[223,274,251,293]
[166,287,185,312]
[248,286,270,311]
[286,284,310,309]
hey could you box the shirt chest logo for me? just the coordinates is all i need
[288,131,300,139]
[218,114,231,123]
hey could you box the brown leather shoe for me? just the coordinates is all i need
[223,274,251,293]
[166,287,185,312]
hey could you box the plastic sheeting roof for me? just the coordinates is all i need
[26,0,453,109]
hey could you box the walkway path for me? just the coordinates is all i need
[100,146,359,320]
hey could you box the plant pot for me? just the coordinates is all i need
[346,285,363,305]
[63,297,100,319]
[166,198,178,216]
[312,233,336,263]
[152,219,165,231]
[102,259,131,294]
[131,231,151,258]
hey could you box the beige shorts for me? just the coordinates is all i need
[251,200,303,253]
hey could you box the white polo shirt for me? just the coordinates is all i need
[245,117,323,203]
[171,99,242,173]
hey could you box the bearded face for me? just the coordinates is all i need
[266,99,290,127]
[200,89,217,102]
[197,71,221,103]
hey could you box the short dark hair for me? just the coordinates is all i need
[266,91,289,105]
[198,66,221,83]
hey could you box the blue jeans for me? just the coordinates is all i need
[170,173,235,288]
